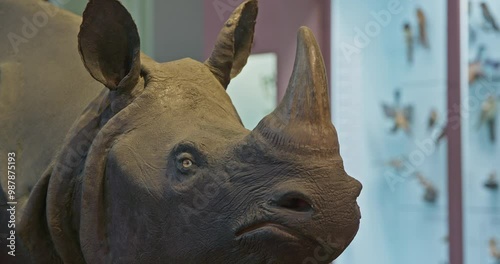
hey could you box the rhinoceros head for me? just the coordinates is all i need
[19,0,361,263]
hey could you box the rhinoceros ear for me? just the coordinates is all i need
[78,0,141,91]
[205,0,258,89]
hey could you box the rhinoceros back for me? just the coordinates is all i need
[0,0,102,210]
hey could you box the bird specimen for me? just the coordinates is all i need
[469,45,487,85]
[382,90,413,135]
[416,8,429,49]
[485,171,498,190]
[469,62,486,85]
[385,157,407,173]
[484,58,500,70]
[404,23,414,64]
[478,94,497,143]
[435,125,447,146]
[428,109,439,130]
[415,172,438,203]
[490,238,500,260]
[481,2,500,32]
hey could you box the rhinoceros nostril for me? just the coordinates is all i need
[273,192,313,212]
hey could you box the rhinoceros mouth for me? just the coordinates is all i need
[235,222,318,245]
[236,222,296,239]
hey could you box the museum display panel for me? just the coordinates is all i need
[331,1,449,263]
[331,0,500,263]
[463,0,500,263]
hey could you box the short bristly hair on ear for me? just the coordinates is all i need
[205,0,258,89]
[78,0,141,91]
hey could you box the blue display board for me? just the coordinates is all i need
[464,0,500,263]
[332,1,448,263]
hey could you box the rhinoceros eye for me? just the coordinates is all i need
[171,142,206,176]
[182,158,193,168]
[176,152,197,174]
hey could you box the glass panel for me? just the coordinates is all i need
[332,1,449,263]
[463,0,500,263]
[227,53,278,130]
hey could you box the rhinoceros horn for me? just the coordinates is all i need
[253,27,340,156]
[205,0,258,89]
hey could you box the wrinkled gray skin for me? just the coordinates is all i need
[0,0,362,263]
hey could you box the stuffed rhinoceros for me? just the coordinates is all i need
[0,0,362,263]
